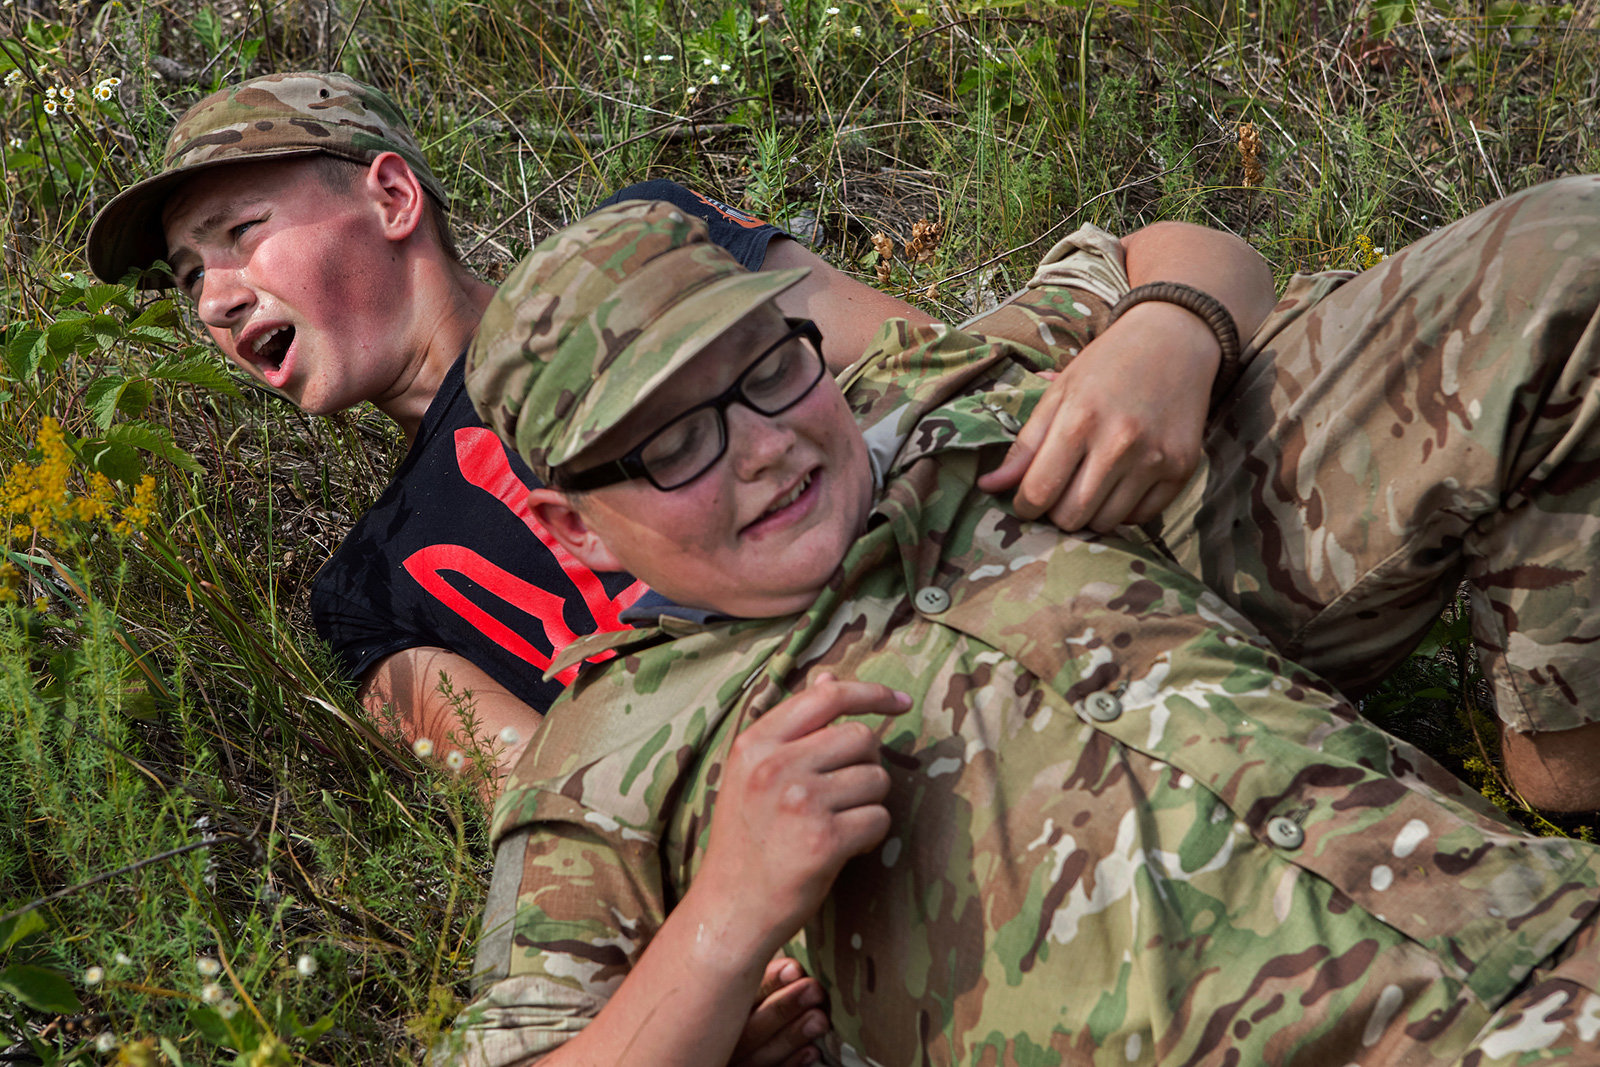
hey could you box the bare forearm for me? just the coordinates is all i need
[1120,221,1277,342]
[537,883,780,1067]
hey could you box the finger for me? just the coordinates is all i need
[789,719,886,774]
[820,762,892,810]
[832,803,893,857]
[1125,479,1182,527]
[976,387,1064,493]
[1009,396,1097,519]
[1081,470,1160,534]
[756,956,805,1002]
[760,680,912,743]
[731,1008,827,1067]
[731,977,828,1066]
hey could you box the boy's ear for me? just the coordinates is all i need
[527,488,626,573]
[364,152,425,242]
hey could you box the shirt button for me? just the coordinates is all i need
[1267,816,1305,850]
[1083,691,1122,722]
[913,586,951,614]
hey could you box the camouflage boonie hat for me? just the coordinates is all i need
[86,71,447,286]
[465,199,809,482]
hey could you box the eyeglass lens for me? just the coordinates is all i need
[639,320,823,489]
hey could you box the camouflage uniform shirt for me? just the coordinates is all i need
[460,320,1600,1066]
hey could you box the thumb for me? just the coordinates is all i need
[977,439,1036,492]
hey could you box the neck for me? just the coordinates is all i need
[374,262,497,442]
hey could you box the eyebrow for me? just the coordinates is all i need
[167,194,270,256]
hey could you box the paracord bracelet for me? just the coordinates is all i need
[1109,281,1242,402]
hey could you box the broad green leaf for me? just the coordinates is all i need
[45,318,89,356]
[0,962,84,1013]
[82,284,133,315]
[131,300,181,330]
[151,357,243,397]
[129,325,182,345]
[117,379,156,419]
[79,438,143,483]
[86,375,128,428]
[103,421,202,474]
[0,909,47,952]
[4,327,41,378]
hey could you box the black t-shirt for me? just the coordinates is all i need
[310,180,784,712]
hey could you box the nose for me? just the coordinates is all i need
[726,402,796,481]
[196,265,254,329]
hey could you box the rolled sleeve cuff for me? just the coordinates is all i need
[438,974,607,1066]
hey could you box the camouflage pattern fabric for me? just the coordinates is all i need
[963,176,1600,736]
[448,312,1600,1066]
[1157,174,1600,733]
[86,71,446,286]
[465,200,806,479]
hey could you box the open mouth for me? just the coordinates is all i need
[745,470,817,535]
[249,325,295,372]
[766,472,813,516]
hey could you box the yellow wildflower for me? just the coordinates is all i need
[114,474,158,537]
[1354,233,1388,270]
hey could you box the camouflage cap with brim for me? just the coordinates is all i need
[86,71,447,287]
[466,199,809,483]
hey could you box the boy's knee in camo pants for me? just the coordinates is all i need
[971,175,1600,738]
[1170,174,1600,736]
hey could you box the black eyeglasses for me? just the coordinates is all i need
[555,318,827,493]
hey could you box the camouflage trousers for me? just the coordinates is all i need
[970,174,1600,734]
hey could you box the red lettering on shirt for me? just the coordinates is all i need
[688,188,767,230]
[403,544,588,684]
[453,427,647,632]
[394,430,648,686]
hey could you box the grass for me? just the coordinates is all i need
[1,0,1597,1060]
